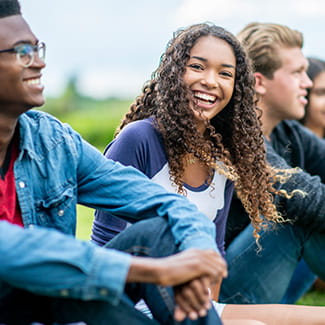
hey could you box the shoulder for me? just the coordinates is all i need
[118,118,160,141]
[19,110,82,155]
[108,118,163,153]
[274,120,311,136]
[21,110,78,137]
[106,118,167,177]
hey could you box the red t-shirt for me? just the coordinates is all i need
[0,136,23,227]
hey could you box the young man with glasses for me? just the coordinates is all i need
[0,1,226,324]
[219,22,325,305]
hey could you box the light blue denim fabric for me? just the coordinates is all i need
[5,110,218,306]
[219,223,325,304]
[0,222,154,325]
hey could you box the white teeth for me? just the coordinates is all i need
[25,78,40,85]
[194,91,216,102]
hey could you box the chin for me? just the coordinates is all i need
[290,109,305,121]
[30,97,45,108]
[24,101,45,111]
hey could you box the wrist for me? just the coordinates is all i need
[126,256,162,284]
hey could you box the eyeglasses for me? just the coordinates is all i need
[0,42,46,68]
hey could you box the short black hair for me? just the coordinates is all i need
[0,0,21,18]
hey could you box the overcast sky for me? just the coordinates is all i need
[20,0,325,99]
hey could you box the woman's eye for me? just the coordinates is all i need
[220,71,233,78]
[188,64,203,70]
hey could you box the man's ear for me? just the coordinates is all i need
[254,72,267,95]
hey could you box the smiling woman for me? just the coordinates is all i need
[93,23,282,254]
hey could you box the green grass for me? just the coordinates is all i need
[76,205,95,240]
[297,290,325,306]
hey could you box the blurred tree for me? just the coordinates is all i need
[60,74,82,112]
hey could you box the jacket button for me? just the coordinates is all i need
[58,210,64,216]
[19,181,25,188]
[60,289,69,297]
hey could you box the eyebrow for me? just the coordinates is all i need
[12,39,38,46]
[190,56,235,69]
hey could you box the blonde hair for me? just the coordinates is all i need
[237,22,303,78]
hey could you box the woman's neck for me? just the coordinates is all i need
[182,154,210,187]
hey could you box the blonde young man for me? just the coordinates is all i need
[221,22,325,304]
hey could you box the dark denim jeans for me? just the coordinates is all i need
[0,288,156,325]
[220,222,325,304]
[0,217,222,325]
[105,217,222,325]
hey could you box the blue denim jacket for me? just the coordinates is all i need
[2,110,218,305]
[226,120,325,244]
[0,221,131,306]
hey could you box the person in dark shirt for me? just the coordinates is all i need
[220,22,325,305]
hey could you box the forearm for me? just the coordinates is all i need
[127,249,227,287]
[126,256,160,284]
[0,222,131,305]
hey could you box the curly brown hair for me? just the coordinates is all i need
[115,23,287,243]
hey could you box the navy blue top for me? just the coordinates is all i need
[92,118,234,256]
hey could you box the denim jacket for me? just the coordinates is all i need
[2,110,218,305]
[226,120,325,244]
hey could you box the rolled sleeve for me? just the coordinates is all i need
[0,222,132,305]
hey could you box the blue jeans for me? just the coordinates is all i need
[281,259,316,303]
[220,223,325,304]
[0,217,222,325]
[105,217,222,325]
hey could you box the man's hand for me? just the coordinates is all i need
[174,276,211,321]
[154,249,227,287]
[127,249,227,321]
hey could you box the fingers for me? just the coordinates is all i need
[156,249,228,287]
[205,250,228,280]
[174,277,211,321]
[174,305,187,322]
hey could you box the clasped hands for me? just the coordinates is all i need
[156,249,227,322]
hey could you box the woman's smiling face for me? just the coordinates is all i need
[183,35,236,131]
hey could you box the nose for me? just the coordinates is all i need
[30,51,46,69]
[302,71,313,89]
[201,70,218,88]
